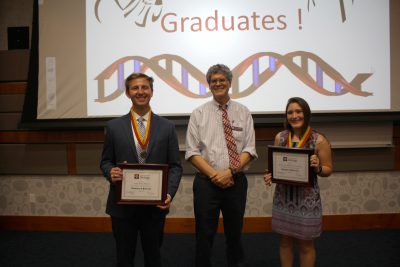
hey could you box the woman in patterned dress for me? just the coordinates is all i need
[264,97,333,267]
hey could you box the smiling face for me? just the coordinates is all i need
[125,77,153,115]
[286,102,305,132]
[284,97,311,135]
[209,72,231,105]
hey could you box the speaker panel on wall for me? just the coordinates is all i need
[7,26,29,50]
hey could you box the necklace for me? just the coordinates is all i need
[130,108,152,150]
[287,126,311,148]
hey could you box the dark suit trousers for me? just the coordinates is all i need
[111,206,166,267]
[193,172,248,267]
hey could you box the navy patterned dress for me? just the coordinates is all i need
[271,130,322,240]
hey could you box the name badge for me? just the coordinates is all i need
[232,126,243,131]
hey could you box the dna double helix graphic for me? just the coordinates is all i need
[94,51,372,103]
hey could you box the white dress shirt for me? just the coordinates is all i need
[185,99,258,171]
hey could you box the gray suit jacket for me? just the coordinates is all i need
[100,112,182,218]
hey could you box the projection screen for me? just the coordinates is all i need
[37,0,394,119]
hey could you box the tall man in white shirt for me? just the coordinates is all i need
[185,64,258,267]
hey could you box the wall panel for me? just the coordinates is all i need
[0,113,21,130]
[0,144,68,174]
[0,94,24,112]
[76,143,104,175]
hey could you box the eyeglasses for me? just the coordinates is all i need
[210,78,228,85]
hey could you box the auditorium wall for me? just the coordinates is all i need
[0,0,399,230]
[0,172,399,218]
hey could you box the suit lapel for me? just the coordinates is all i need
[146,113,159,157]
[121,113,139,162]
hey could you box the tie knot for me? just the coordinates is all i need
[219,104,227,111]
[137,117,144,123]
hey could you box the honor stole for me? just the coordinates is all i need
[130,109,152,156]
[287,126,311,148]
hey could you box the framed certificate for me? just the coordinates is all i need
[115,163,168,205]
[267,146,314,186]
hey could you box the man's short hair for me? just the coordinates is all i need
[206,64,233,84]
[125,73,154,91]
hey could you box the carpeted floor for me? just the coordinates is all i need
[0,229,399,266]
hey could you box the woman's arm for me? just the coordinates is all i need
[315,134,333,177]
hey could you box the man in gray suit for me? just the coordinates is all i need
[100,73,182,267]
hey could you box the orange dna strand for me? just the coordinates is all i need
[94,51,372,103]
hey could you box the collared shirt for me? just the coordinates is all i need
[131,110,150,147]
[185,99,258,171]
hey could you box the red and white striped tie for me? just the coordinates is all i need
[220,105,240,169]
